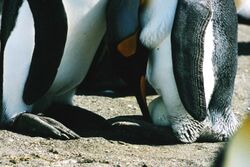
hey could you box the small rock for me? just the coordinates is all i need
[48,148,59,154]
[9,159,17,164]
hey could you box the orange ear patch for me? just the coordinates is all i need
[117,31,138,58]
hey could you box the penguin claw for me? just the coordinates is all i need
[12,113,80,140]
[39,116,80,139]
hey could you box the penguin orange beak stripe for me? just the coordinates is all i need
[117,31,138,58]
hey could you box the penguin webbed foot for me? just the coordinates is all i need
[171,117,204,143]
[12,113,80,140]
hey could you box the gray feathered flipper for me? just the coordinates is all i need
[172,0,212,121]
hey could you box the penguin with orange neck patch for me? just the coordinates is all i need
[106,0,151,122]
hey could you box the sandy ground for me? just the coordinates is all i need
[0,24,249,167]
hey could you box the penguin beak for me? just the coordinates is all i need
[106,0,151,122]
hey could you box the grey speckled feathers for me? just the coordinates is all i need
[172,0,212,121]
[172,0,238,122]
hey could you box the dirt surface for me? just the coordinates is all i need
[0,25,249,167]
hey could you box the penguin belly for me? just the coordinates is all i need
[2,1,34,124]
[147,38,188,125]
[47,0,107,97]
[203,8,215,109]
[141,0,186,126]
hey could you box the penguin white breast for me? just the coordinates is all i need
[202,9,216,107]
[143,0,187,125]
[2,0,34,122]
[48,0,108,96]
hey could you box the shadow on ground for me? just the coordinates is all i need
[238,42,250,56]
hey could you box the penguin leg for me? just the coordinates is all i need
[12,113,80,140]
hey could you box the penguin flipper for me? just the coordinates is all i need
[172,0,212,121]
[12,113,80,139]
[23,0,68,105]
[106,0,151,122]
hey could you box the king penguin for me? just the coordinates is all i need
[147,0,239,143]
[106,0,180,123]
[0,0,110,139]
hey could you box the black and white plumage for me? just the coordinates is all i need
[147,0,239,143]
[0,0,109,139]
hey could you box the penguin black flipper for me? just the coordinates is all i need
[22,0,68,105]
[0,0,24,50]
[172,0,212,121]
[106,0,151,122]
